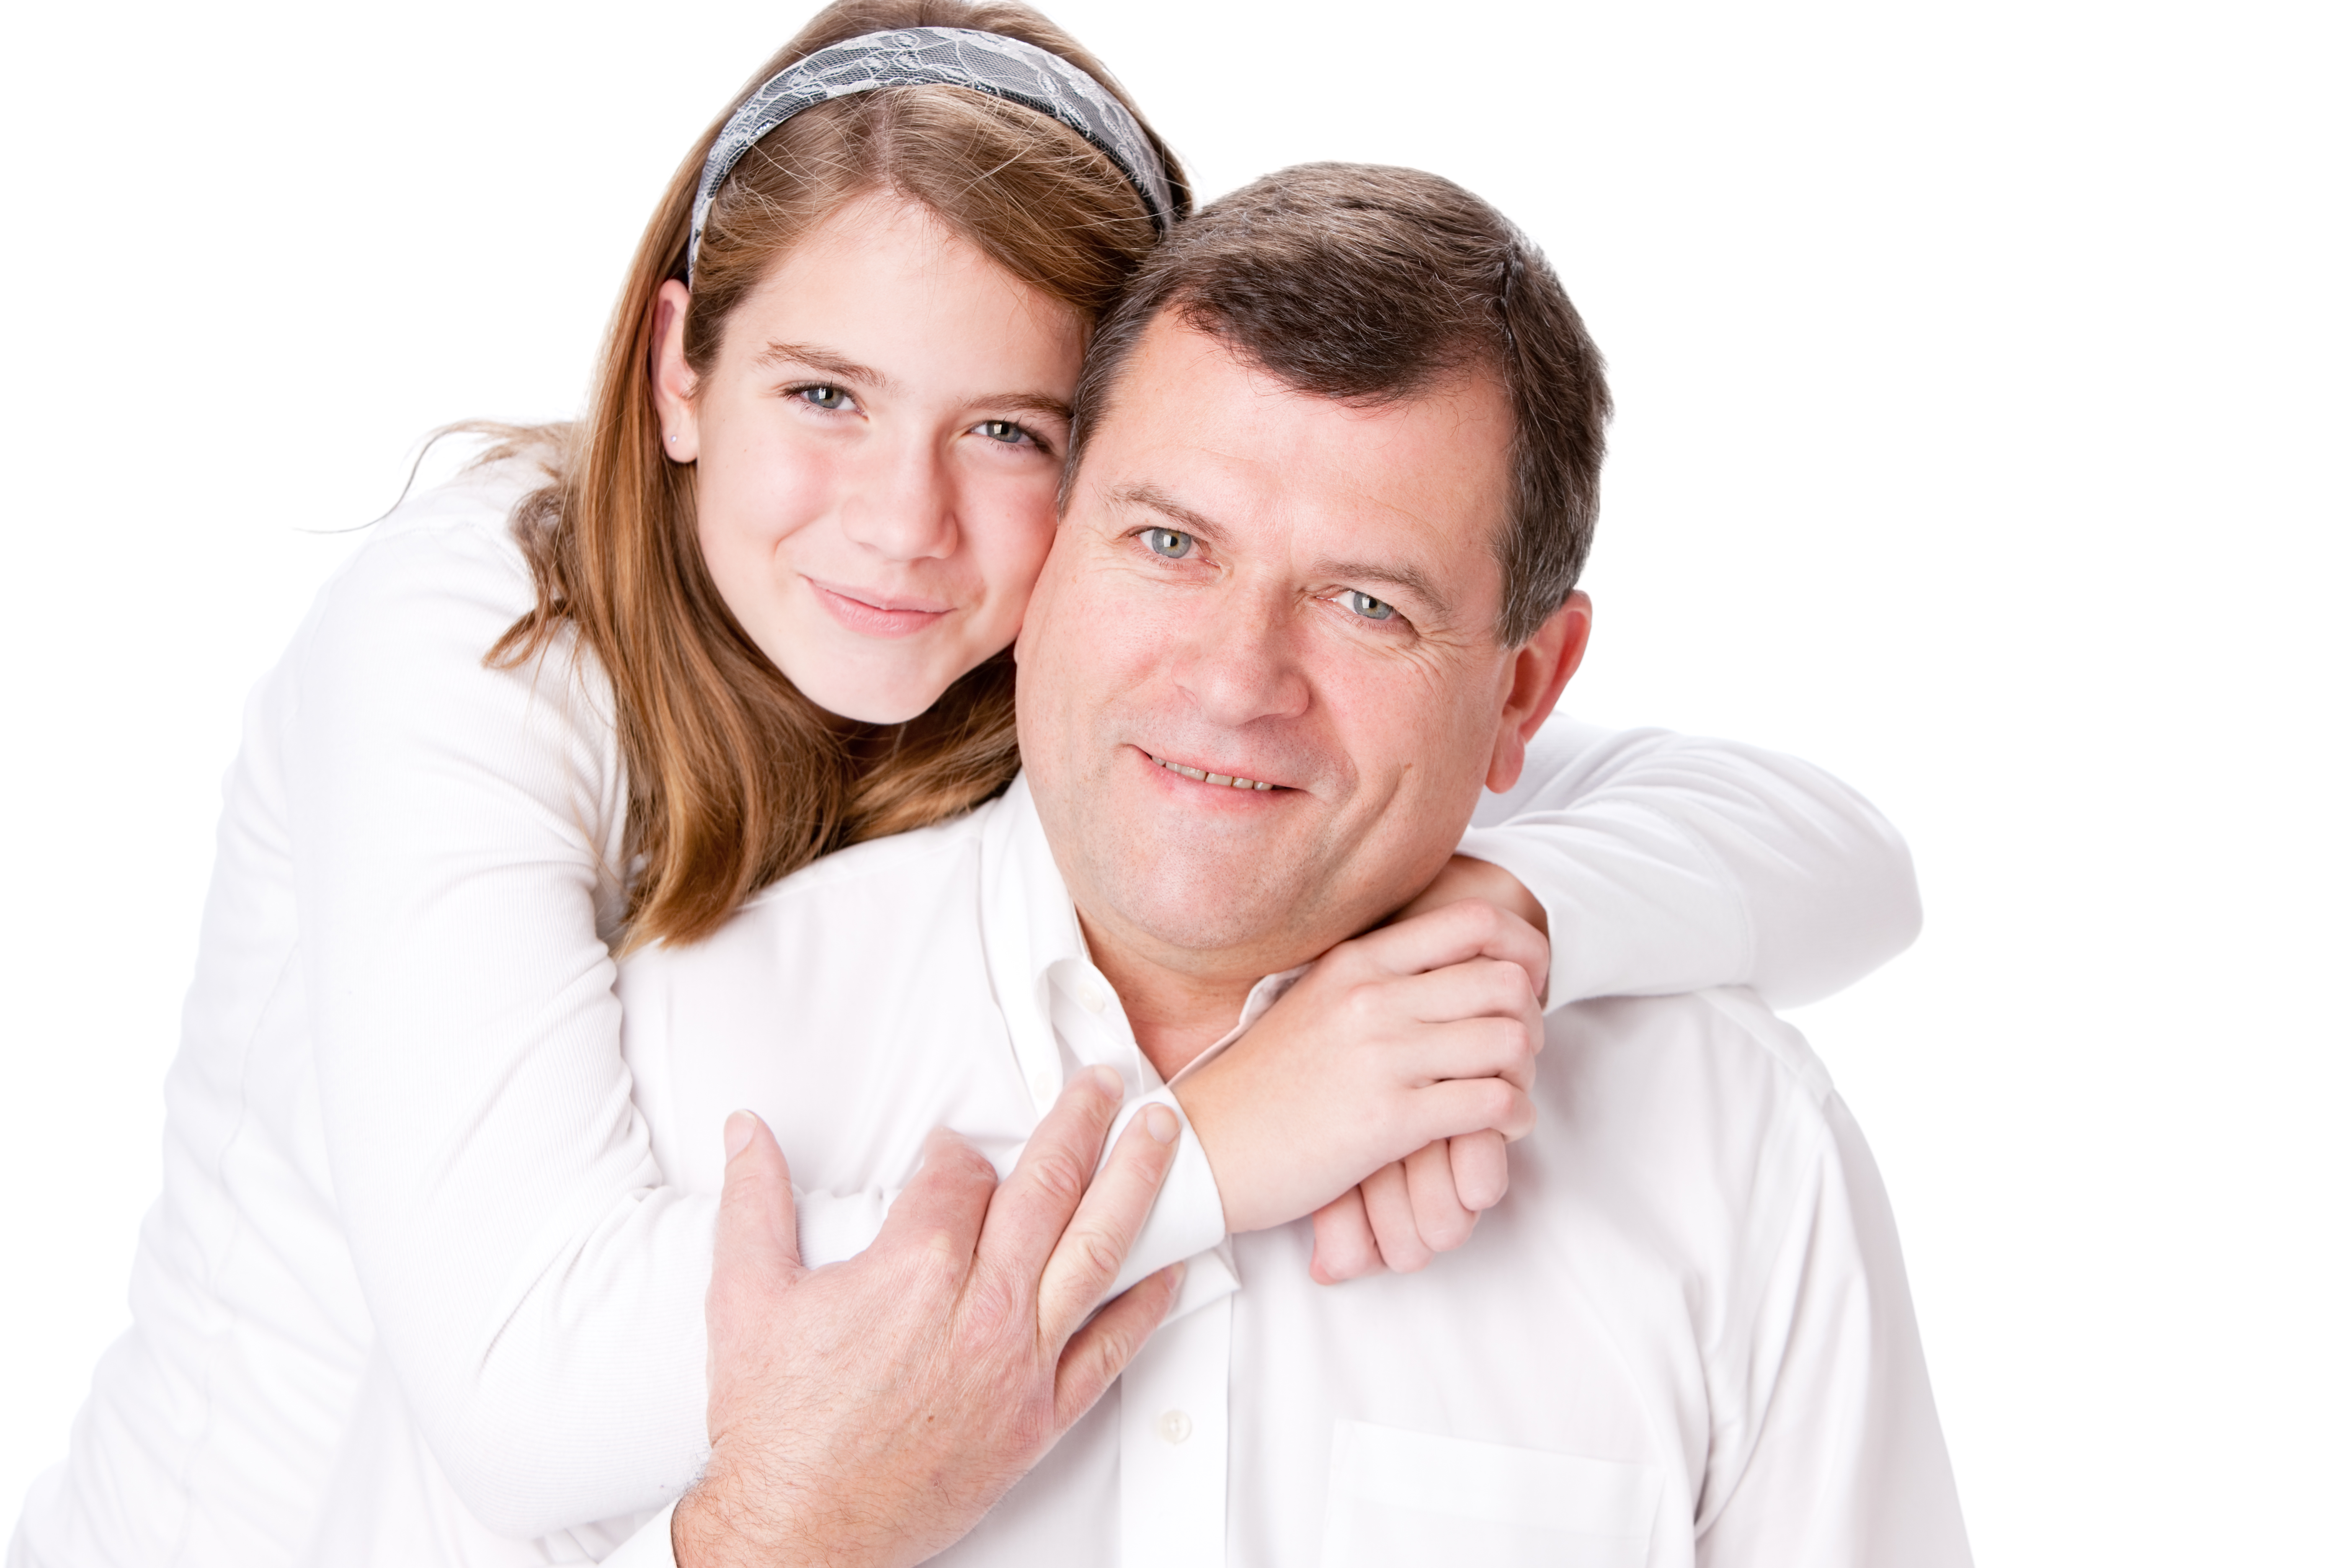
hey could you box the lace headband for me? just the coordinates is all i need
[689,26,1175,284]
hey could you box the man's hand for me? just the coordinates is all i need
[1311,858,1554,1282]
[674,1069,1185,1568]
[1173,895,1546,1243]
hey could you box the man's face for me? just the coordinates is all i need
[1016,314,1554,978]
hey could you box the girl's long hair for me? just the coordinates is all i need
[483,0,1188,949]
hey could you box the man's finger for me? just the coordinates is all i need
[1310,1186,1384,1284]
[873,1127,999,1284]
[1361,1160,1433,1274]
[1448,1130,1510,1211]
[1403,1138,1477,1253]
[1054,1262,1184,1430]
[977,1067,1126,1283]
[1037,1101,1181,1344]
[714,1110,802,1285]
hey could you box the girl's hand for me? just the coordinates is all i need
[1171,891,1548,1241]
[1309,856,1552,1283]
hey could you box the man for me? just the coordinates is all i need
[617,163,1970,1566]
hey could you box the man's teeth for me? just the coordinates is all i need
[1150,754,1274,790]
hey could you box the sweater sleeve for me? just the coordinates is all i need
[286,502,716,1537]
[1455,718,1922,1009]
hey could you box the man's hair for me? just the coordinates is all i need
[1065,162,1611,645]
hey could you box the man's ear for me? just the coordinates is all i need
[1484,590,1593,793]
[650,279,701,463]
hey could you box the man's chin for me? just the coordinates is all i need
[1090,856,1326,966]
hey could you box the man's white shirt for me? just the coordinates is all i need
[604,776,1969,1568]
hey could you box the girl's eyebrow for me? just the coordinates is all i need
[990,392,1075,423]
[753,340,1069,423]
[753,340,892,389]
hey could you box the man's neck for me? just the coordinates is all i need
[1075,910,1267,1083]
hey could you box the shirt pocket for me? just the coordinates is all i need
[1319,1419,1665,1568]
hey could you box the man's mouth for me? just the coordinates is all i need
[1146,751,1277,791]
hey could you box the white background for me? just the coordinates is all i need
[3,1,2344,1561]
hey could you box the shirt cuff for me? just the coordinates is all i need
[601,1500,678,1568]
[1099,1085,1229,1301]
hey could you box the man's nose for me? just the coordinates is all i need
[1169,583,1312,729]
[837,432,958,562]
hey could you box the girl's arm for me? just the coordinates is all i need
[1455,717,1921,1008]
[285,490,762,1537]
[1304,713,1922,1279]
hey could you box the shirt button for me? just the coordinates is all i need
[1157,1409,1192,1445]
[1077,981,1109,1014]
[1030,1068,1058,1102]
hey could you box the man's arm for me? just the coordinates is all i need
[604,1068,1185,1568]
[1695,1083,1970,1564]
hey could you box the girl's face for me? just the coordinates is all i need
[653,191,1086,723]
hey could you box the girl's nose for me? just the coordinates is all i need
[837,435,958,562]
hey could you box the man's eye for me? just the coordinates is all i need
[974,419,1032,446]
[1341,589,1396,622]
[1145,528,1194,559]
[795,384,853,411]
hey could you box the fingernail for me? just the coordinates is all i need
[723,1110,757,1160]
[1088,1064,1124,1099]
[1143,1103,1179,1144]
[1168,1259,1187,1289]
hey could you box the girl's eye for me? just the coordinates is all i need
[796,384,853,411]
[1145,527,1194,560]
[1340,589,1396,622]
[974,419,1033,446]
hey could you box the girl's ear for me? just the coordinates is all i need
[1485,591,1593,793]
[651,279,702,464]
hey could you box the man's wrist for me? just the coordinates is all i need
[673,1463,818,1568]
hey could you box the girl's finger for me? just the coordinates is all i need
[1449,1130,1510,1211]
[1309,1187,1383,1284]
[1361,1160,1433,1274]
[1404,1138,1476,1253]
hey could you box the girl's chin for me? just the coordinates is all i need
[781,625,1016,726]
[789,656,958,726]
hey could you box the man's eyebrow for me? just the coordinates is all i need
[1308,556,1452,617]
[1107,483,1229,544]
[1110,484,1455,616]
